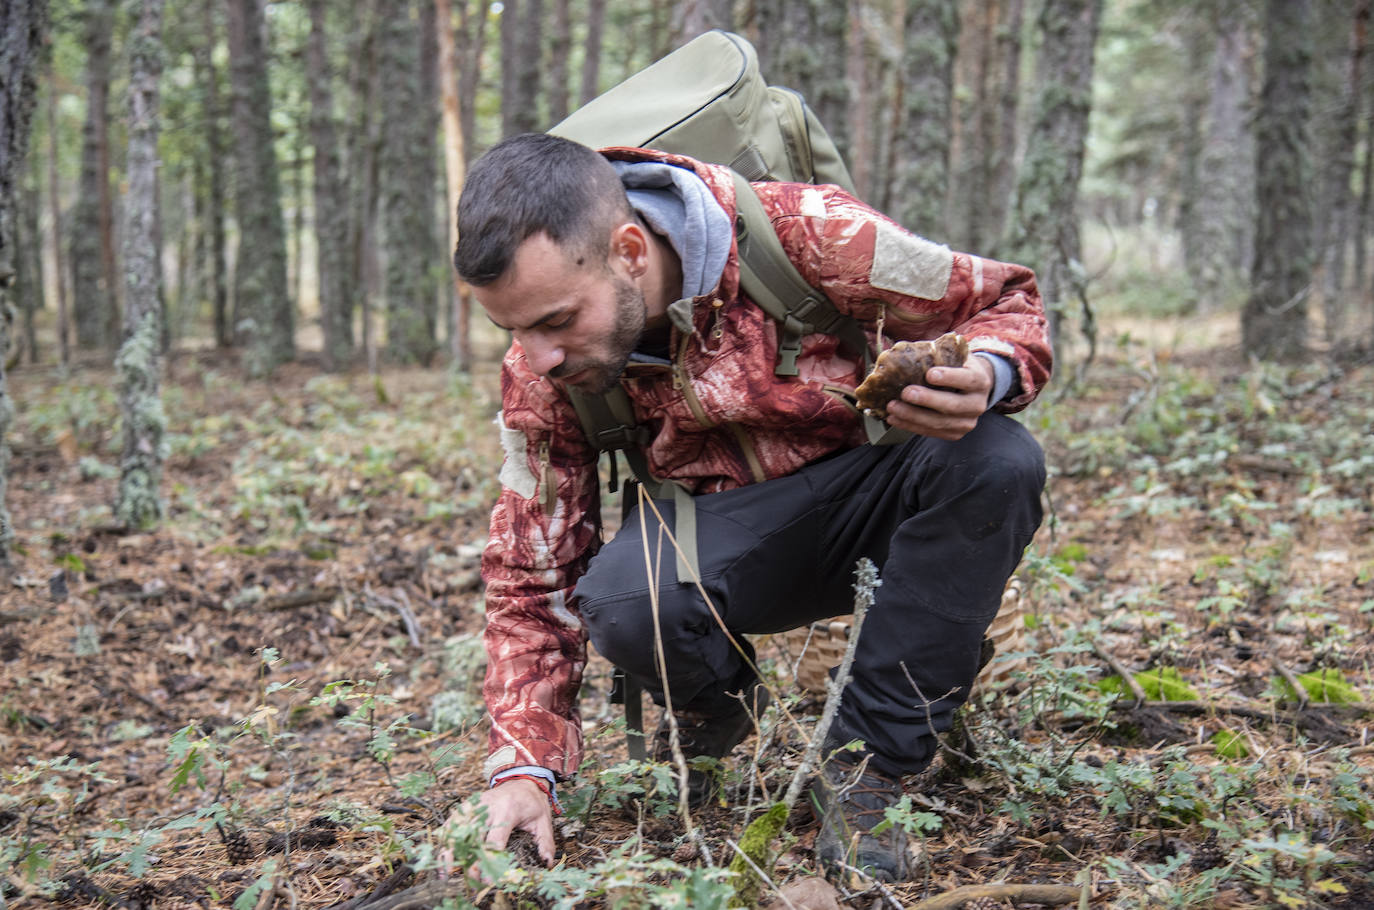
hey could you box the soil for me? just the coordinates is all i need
[1,338,1371,909]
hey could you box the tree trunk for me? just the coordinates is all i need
[378,0,439,364]
[17,168,43,364]
[342,0,380,370]
[116,0,166,531]
[949,0,1022,253]
[891,0,959,236]
[512,0,543,132]
[1244,0,1315,359]
[1001,0,1102,354]
[197,0,230,348]
[671,0,734,47]
[1316,2,1368,343]
[226,0,294,377]
[755,0,851,166]
[44,65,70,368]
[436,0,471,371]
[2,0,51,565]
[581,0,607,105]
[71,0,119,351]
[500,0,519,136]
[456,0,487,165]
[308,0,353,371]
[546,0,572,123]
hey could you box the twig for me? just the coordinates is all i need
[908,882,1082,909]
[363,584,423,647]
[781,559,880,814]
[1270,656,1309,710]
[832,861,904,909]
[1090,639,1147,706]
[262,586,341,612]
[636,488,710,866]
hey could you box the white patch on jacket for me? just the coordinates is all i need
[496,414,538,500]
[869,220,953,301]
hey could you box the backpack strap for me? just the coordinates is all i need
[729,171,871,377]
[566,385,700,584]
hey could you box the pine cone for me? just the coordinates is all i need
[1190,834,1225,872]
[218,823,257,865]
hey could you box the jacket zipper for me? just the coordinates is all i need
[538,440,556,513]
[674,337,716,429]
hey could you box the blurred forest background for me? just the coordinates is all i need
[1,1,1373,908]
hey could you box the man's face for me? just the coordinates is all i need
[475,233,646,395]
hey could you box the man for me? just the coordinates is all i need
[454,132,1050,882]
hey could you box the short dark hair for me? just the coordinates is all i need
[453,133,632,286]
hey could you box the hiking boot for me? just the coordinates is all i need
[650,681,771,808]
[811,747,907,882]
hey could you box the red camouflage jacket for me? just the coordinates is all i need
[480,148,1052,782]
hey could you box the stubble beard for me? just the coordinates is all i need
[554,276,646,395]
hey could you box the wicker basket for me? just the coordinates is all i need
[776,579,1028,695]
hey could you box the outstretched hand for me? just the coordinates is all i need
[439,778,556,881]
[880,355,995,442]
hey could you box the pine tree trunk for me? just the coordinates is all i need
[1,0,50,566]
[308,0,353,371]
[511,0,543,132]
[671,0,734,47]
[1244,0,1315,359]
[226,0,294,377]
[949,0,1022,253]
[436,0,472,370]
[197,0,230,348]
[581,0,607,105]
[45,69,71,368]
[16,163,44,365]
[1001,0,1102,351]
[71,0,118,351]
[1317,2,1368,342]
[116,0,166,531]
[547,0,572,123]
[500,0,519,136]
[342,0,379,369]
[457,0,487,164]
[378,0,439,364]
[892,0,959,236]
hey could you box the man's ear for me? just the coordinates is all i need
[608,221,650,279]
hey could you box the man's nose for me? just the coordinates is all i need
[518,333,564,376]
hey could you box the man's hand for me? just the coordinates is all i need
[466,778,557,868]
[881,355,994,441]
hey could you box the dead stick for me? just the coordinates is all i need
[910,882,1083,909]
[1090,638,1147,705]
[781,558,879,814]
[1271,656,1309,710]
[263,586,341,612]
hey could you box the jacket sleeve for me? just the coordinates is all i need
[480,346,602,782]
[761,182,1053,411]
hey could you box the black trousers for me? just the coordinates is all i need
[573,412,1046,777]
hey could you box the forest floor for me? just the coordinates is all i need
[1,318,1372,909]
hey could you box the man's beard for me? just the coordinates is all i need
[551,276,646,395]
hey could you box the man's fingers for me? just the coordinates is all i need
[533,814,557,866]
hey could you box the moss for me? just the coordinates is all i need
[1099,666,1199,702]
[1275,669,1363,706]
[728,802,788,909]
